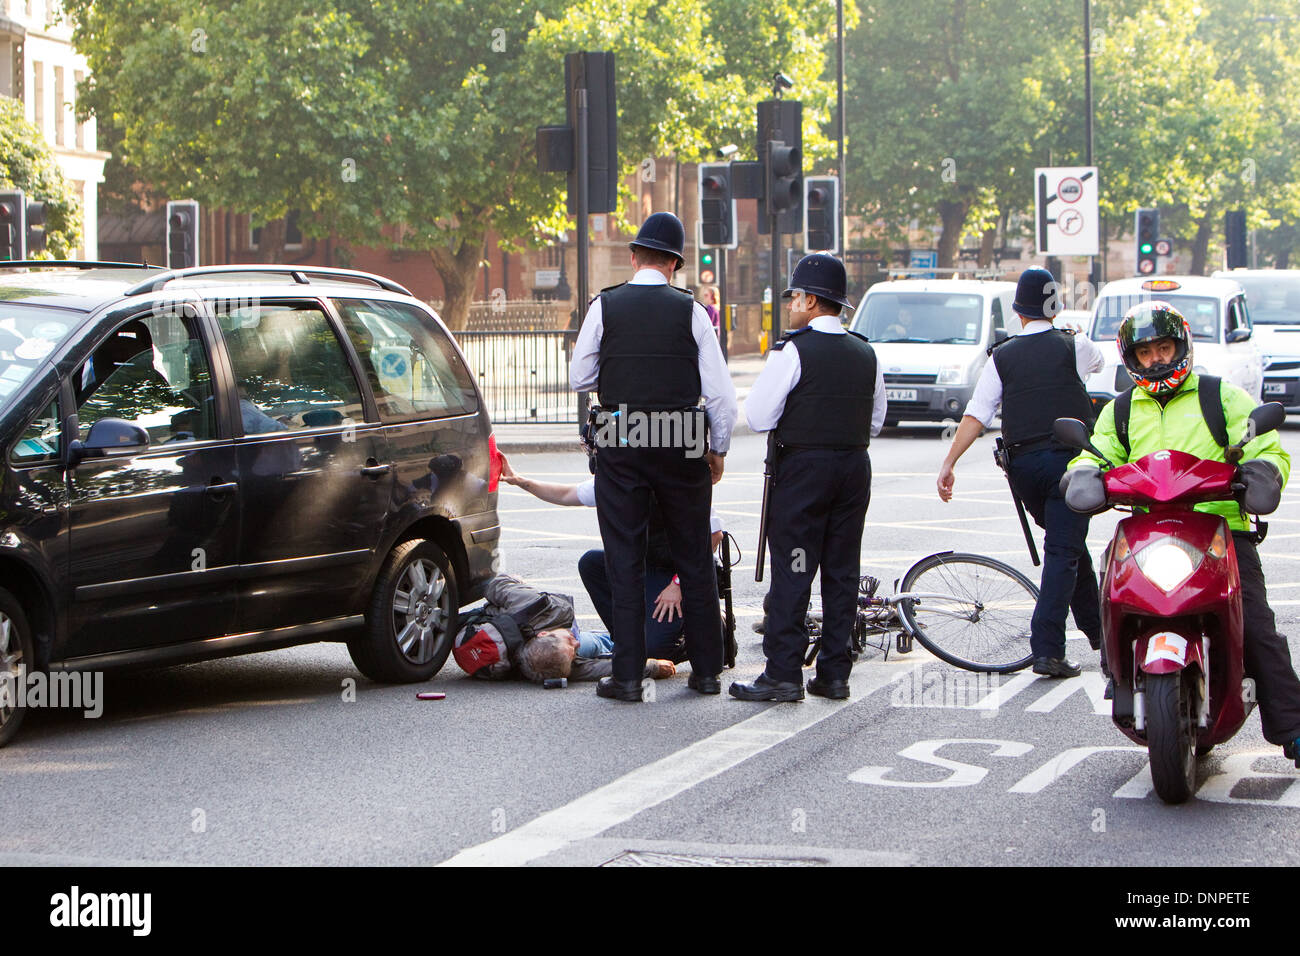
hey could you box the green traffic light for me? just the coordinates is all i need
[1140,243,1153,254]
[701,252,714,265]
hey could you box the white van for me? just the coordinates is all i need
[849,278,1018,427]
[1212,268,1300,412]
[1084,276,1264,409]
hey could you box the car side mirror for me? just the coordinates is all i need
[69,418,150,466]
[1226,327,1252,343]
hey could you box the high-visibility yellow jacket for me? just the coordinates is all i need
[1067,373,1291,532]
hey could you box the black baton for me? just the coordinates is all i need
[755,431,777,582]
[995,437,1040,567]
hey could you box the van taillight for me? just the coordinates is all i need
[488,434,502,492]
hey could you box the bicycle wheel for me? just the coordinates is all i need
[898,552,1038,673]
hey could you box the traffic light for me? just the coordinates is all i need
[803,176,839,253]
[166,200,199,269]
[698,247,716,286]
[1225,209,1247,269]
[697,162,736,249]
[1135,208,1159,275]
[0,191,25,261]
[757,99,803,234]
[764,140,802,221]
[24,200,45,257]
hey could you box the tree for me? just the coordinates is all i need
[66,0,845,328]
[0,98,82,258]
[843,0,1084,269]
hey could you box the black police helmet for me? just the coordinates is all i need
[1012,266,1062,320]
[629,212,685,270]
[781,253,853,312]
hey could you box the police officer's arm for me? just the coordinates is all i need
[937,359,1000,500]
[1075,332,1105,378]
[569,297,604,392]
[871,362,887,437]
[743,344,800,432]
[693,301,738,454]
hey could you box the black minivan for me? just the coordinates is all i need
[0,263,501,744]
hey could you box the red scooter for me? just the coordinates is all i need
[1055,403,1287,804]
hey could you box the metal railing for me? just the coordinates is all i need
[457,330,579,424]
[462,299,571,332]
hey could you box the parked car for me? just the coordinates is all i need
[1212,268,1300,412]
[0,262,502,745]
[850,277,1019,428]
[1083,276,1264,411]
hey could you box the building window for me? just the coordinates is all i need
[249,210,304,251]
[31,59,42,134]
[53,65,63,145]
[74,70,84,149]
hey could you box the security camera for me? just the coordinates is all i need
[772,72,794,96]
[716,144,739,158]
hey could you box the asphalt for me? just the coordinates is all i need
[492,353,767,454]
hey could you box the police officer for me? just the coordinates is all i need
[936,266,1104,677]
[569,212,739,701]
[730,253,886,702]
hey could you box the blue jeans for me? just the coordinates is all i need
[1008,447,1102,660]
[577,548,687,662]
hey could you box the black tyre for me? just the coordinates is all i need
[0,586,34,748]
[349,539,459,683]
[899,552,1037,673]
[1147,672,1197,804]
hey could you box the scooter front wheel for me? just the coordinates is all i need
[1146,672,1198,804]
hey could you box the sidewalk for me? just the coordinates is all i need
[493,352,767,454]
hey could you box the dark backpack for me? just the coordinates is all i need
[1113,375,1229,458]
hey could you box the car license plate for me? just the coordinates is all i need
[1265,382,1286,395]
[886,388,918,402]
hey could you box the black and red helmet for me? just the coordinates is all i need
[1117,301,1193,396]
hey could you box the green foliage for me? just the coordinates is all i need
[0,99,82,258]
[66,0,845,325]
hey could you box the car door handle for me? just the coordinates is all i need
[361,461,391,479]
[205,481,238,496]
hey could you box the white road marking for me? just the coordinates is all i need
[438,659,914,867]
[1008,746,1146,793]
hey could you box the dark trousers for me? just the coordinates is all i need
[594,446,720,682]
[764,448,871,685]
[1234,533,1300,745]
[577,550,686,661]
[1008,447,1102,659]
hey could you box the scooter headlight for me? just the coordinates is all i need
[1133,536,1204,593]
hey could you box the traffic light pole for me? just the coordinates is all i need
[575,87,591,423]
[770,216,782,339]
[718,247,729,361]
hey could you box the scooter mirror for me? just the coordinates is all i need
[1053,417,1113,468]
[1248,402,1286,440]
[1053,417,1091,450]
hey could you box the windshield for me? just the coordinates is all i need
[0,305,81,403]
[1092,295,1220,343]
[852,292,985,344]
[1233,275,1300,326]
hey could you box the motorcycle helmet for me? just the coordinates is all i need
[1117,301,1193,396]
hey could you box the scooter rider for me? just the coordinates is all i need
[1062,301,1300,766]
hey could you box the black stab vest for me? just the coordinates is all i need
[991,329,1094,445]
[775,329,877,449]
[597,283,701,411]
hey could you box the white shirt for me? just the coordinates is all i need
[577,479,722,534]
[963,320,1104,428]
[744,315,889,436]
[569,269,739,454]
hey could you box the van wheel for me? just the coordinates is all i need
[349,539,459,683]
[0,587,34,747]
